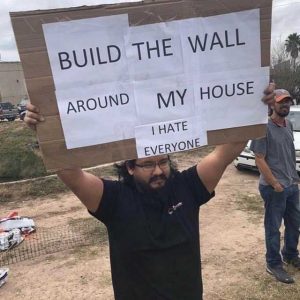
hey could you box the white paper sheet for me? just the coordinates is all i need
[134,75,195,124]
[43,15,130,90]
[55,81,138,149]
[135,117,207,158]
[194,67,269,131]
[125,22,184,81]
[176,9,261,75]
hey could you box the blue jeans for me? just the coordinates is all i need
[259,184,300,267]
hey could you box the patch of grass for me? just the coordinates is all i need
[0,191,12,203]
[67,219,108,261]
[45,255,57,262]
[0,122,48,181]
[0,177,68,203]
[88,164,117,178]
[71,245,101,261]
[0,175,67,202]
[68,218,108,251]
[27,176,68,197]
[68,217,108,239]
[0,163,118,203]
[223,272,300,300]
[235,192,264,222]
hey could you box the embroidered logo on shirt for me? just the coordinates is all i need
[168,202,183,215]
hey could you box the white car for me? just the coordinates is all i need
[233,140,257,171]
[234,105,300,172]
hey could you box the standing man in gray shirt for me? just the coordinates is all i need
[251,89,300,284]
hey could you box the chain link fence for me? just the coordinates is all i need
[0,218,107,266]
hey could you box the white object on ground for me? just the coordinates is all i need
[0,229,24,251]
[0,268,9,288]
[0,217,35,231]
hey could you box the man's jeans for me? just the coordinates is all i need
[259,184,300,267]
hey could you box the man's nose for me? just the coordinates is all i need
[152,164,163,175]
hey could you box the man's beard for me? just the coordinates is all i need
[134,174,169,193]
[276,110,289,117]
[275,105,290,117]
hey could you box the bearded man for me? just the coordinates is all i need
[251,89,300,284]
[25,85,274,299]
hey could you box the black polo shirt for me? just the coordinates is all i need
[90,166,215,300]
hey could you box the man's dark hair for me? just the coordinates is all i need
[114,156,178,185]
[114,159,136,186]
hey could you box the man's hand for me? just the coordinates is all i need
[24,103,45,131]
[272,181,284,193]
[262,82,275,106]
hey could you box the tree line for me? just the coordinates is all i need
[272,33,300,104]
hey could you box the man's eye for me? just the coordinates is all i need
[143,164,154,169]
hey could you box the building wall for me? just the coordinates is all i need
[0,61,28,106]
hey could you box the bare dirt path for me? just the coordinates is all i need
[1,160,299,299]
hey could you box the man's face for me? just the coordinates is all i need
[273,98,292,117]
[127,155,171,191]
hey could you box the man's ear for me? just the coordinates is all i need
[126,162,134,175]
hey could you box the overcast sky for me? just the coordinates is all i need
[0,0,299,61]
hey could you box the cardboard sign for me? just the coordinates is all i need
[10,0,273,170]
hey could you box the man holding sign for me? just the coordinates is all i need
[25,84,274,300]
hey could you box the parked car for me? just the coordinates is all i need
[17,98,29,120]
[0,102,18,121]
[233,140,257,171]
[234,105,300,172]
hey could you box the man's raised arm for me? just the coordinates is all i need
[197,142,247,193]
[25,103,104,213]
[196,83,275,193]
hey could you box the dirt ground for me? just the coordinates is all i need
[1,156,300,300]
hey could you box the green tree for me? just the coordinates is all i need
[285,33,300,71]
[272,38,300,104]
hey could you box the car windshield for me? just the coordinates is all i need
[287,110,300,131]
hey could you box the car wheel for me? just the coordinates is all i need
[8,117,15,122]
[234,164,244,171]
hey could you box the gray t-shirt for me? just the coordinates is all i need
[250,118,299,187]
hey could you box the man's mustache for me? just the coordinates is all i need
[280,105,290,109]
[149,175,167,183]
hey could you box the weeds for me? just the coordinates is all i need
[27,176,68,197]
[235,192,264,222]
[0,164,116,203]
[0,122,47,181]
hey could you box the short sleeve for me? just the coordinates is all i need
[179,166,215,206]
[250,137,267,156]
[287,120,294,140]
[88,179,121,225]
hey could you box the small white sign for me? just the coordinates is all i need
[135,117,207,158]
